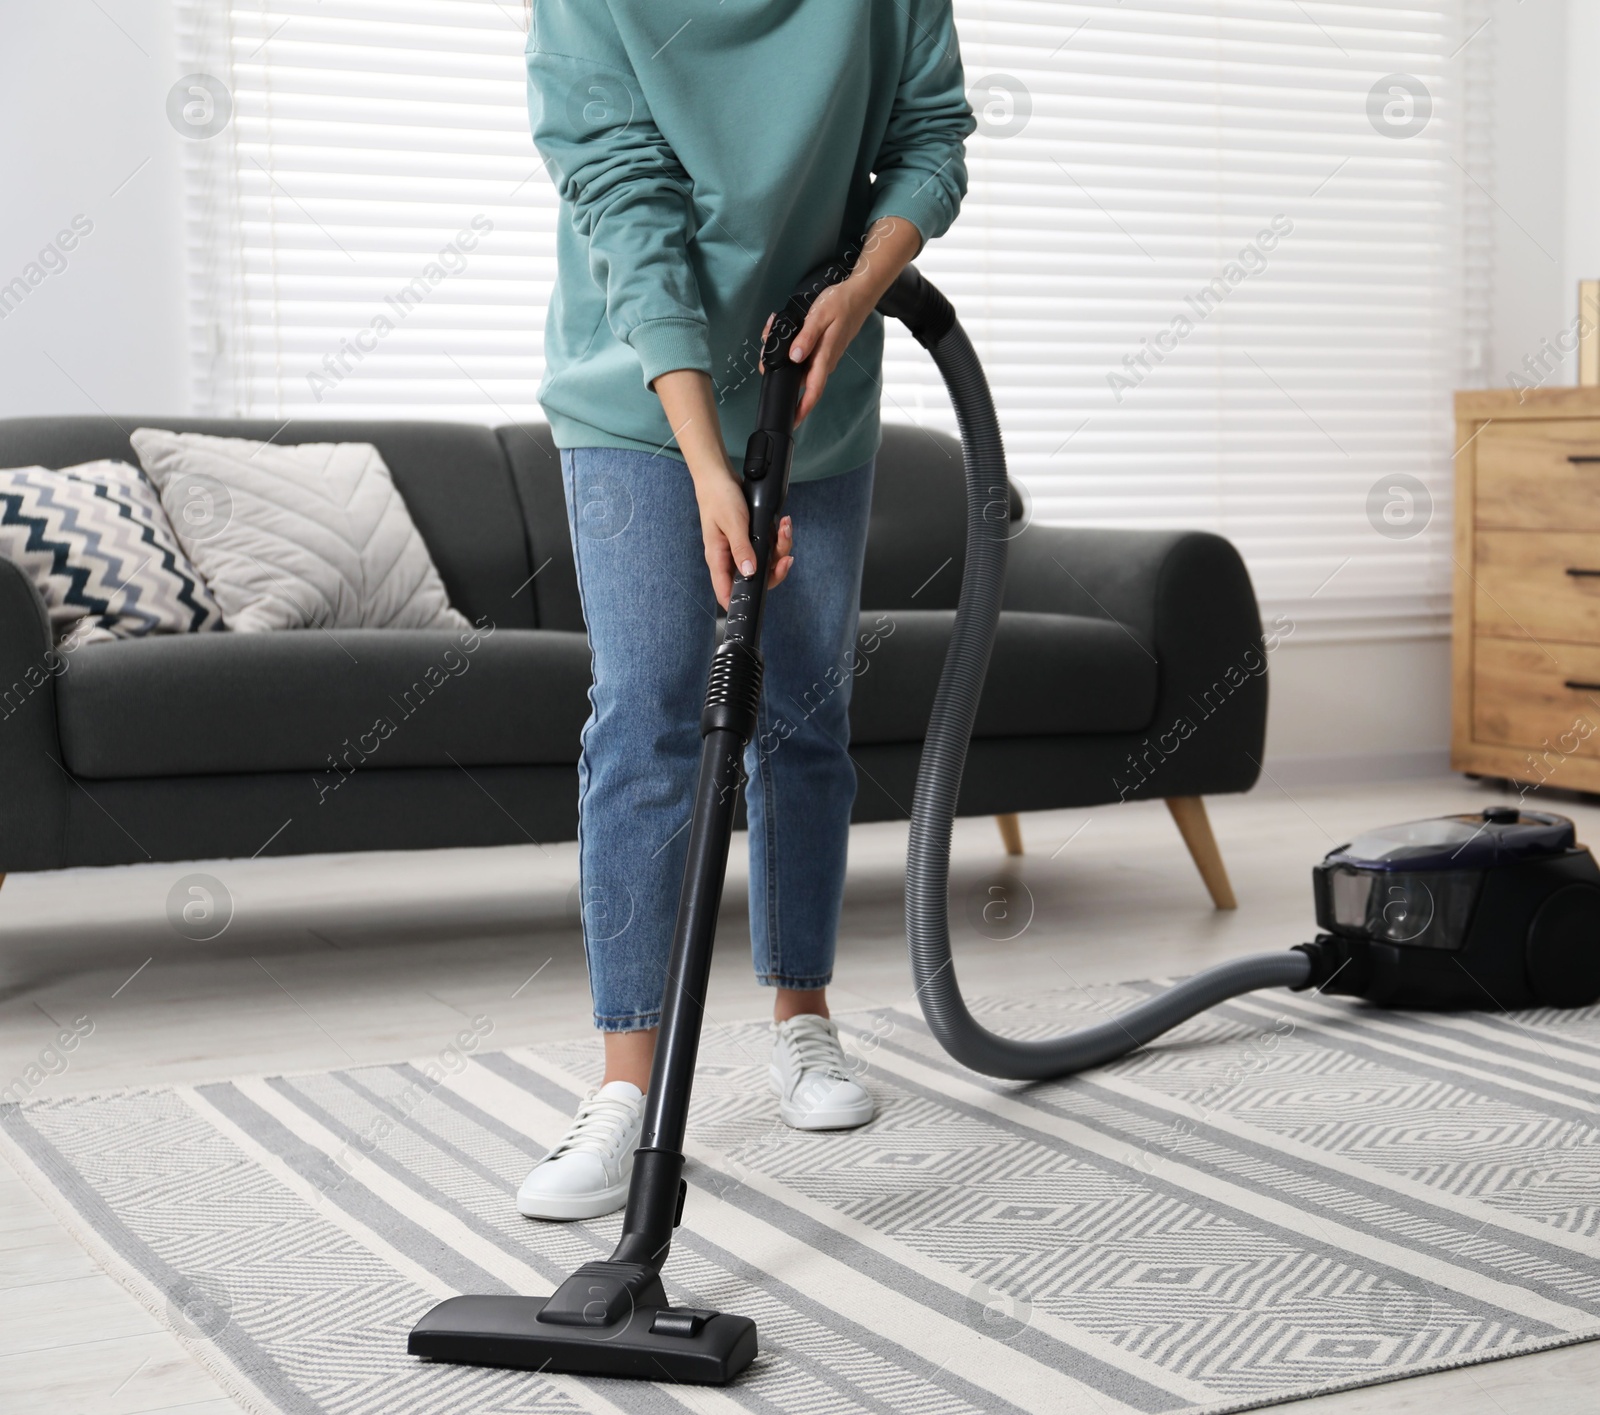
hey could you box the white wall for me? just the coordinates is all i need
[0,1,1584,784]
[1491,0,1573,387]
[1565,0,1600,349]
[1261,638,1452,786]
[0,2,190,419]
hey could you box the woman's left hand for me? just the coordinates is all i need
[758,216,924,426]
[782,280,880,426]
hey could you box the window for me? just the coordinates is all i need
[179,1,1491,640]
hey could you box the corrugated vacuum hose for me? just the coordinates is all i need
[407,258,1318,1388]
[877,266,1311,1081]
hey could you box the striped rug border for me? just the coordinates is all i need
[1,987,1596,1415]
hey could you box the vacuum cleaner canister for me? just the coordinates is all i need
[1299,807,1600,1010]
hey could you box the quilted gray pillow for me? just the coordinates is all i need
[0,459,226,646]
[129,428,469,633]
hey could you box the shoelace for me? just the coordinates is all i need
[781,1016,851,1082]
[545,1092,639,1164]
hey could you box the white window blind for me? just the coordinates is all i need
[178,0,1492,642]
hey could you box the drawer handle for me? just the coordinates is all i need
[1565,680,1600,692]
[1569,455,1600,464]
[1567,568,1600,578]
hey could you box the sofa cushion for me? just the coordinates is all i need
[58,607,1155,780]
[848,609,1157,743]
[57,625,592,781]
[860,424,1021,613]
[0,459,225,646]
[128,428,471,634]
[861,426,969,612]
[496,423,584,633]
[0,418,537,630]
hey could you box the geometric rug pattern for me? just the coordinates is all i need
[4,982,1598,1414]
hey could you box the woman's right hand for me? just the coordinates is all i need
[693,466,794,610]
[652,367,795,609]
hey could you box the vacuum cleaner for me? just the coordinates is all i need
[408,256,1600,1384]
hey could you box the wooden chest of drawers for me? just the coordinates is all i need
[1454,389,1600,790]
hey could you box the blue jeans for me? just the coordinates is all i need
[562,446,876,1032]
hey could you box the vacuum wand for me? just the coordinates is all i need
[407,257,852,1385]
[613,277,814,1263]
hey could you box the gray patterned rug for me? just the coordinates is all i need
[5,982,1599,1415]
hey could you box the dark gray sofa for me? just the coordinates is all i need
[0,417,1266,902]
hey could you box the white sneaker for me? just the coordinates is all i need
[770,1015,876,1130]
[517,1080,644,1221]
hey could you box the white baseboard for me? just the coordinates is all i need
[1259,747,1453,790]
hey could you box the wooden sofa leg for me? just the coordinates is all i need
[996,813,1024,856]
[1165,797,1237,910]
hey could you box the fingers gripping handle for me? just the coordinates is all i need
[714,257,856,719]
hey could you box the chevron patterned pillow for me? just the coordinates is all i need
[0,459,226,647]
[129,428,469,633]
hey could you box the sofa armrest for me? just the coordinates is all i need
[0,558,69,871]
[1006,525,1272,794]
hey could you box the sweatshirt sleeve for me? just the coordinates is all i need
[867,1,976,244]
[526,3,710,387]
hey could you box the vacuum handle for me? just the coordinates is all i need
[724,257,855,652]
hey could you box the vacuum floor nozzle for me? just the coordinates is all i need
[409,1293,758,1385]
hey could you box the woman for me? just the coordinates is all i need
[518,1,973,1220]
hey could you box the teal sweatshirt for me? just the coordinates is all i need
[525,2,973,481]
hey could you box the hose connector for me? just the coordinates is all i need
[1293,936,1362,996]
[876,265,956,349]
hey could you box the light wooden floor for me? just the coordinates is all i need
[2,774,1597,1413]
